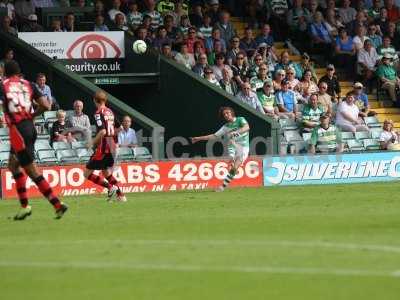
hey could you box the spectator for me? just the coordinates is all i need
[153,26,172,50]
[335,92,369,132]
[385,0,400,22]
[302,93,325,132]
[199,14,213,39]
[114,13,132,34]
[207,39,224,65]
[250,63,269,92]
[273,69,286,91]
[317,81,333,116]
[285,66,301,91]
[157,0,175,16]
[308,0,322,16]
[185,27,204,54]
[108,0,126,25]
[309,114,343,153]
[325,8,345,38]
[35,73,59,110]
[386,21,400,50]
[377,8,390,34]
[63,12,76,32]
[49,18,63,32]
[193,40,206,61]
[298,53,317,82]
[177,14,191,36]
[211,53,231,82]
[247,53,264,79]
[135,26,153,45]
[300,69,318,98]
[94,0,106,17]
[379,119,400,150]
[367,23,382,49]
[14,0,35,22]
[368,0,383,21]
[126,1,143,31]
[203,66,220,87]
[255,23,274,47]
[50,110,75,144]
[239,27,257,54]
[257,80,279,119]
[244,0,262,29]
[214,10,236,46]
[267,0,289,41]
[189,3,203,28]
[319,64,341,100]
[353,82,376,116]
[169,0,186,26]
[276,79,299,119]
[376,52,400,103]
[339,0,357,25]
[118,115,138,148]
[164,14,178,40]
[208,0,221,25]
[1,15,17,36]
[287,0,311,48]
[192,53,208,76]
[231,52,249,86]
[334,28,356,75]
[348,11,368,36]
[357,39,378,90]
[0,0,15,21]
[205,28,226,54]
[174,43,195,69]
[0,48,14,68]
[257,43,278,74]
[66,100,92,141]
[353,25,370,51]
[275,50,302,79]
[219,67,238,96]
[161,43,173,59]
[237,82,265,114]
[377,36,399,65]
[21,14,43,32]
[226,36,241,66]
[94,14,109,31]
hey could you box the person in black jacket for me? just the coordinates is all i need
[318,64,341,101]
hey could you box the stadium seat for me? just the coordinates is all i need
[0,142,10,152]
[34,140,52,152]
[0,151,9,166]
[341,132,354,140]
[279,118,298,130]
[355,131,371,140]
[364,116,381,128]
[34,116,46,126]
[283,130,303,142]
[316,144,336,153]
[76,148,93,162]
[346,139,365,152]
[43,111,58,123]
[56,149,79,163]
[53,141,71,150]
[37,150,58,163]
[117,147,134,161]
[363,139,380,151]
[65,110,74,118]
[370,128,383,139]
[37,133,51,141]
[0,127,9,138]
[71,141,87,149]
[133,147,152,160]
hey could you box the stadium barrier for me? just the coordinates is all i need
[263,152,400,186]
[0,158,263,199]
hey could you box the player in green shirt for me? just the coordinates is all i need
[191,107,250,191]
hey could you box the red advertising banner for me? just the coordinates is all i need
[0,158,262,199]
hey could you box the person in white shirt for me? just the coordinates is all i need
[335,92,369,132]
[379,119,400,150]
[118,115,138,147]
[357,39,378,90]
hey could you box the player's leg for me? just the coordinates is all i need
[84,167,112,190]
[218,147,249,191]
[102,168,126,202]
[8,153,31,220]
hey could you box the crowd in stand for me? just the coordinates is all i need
[1,0,400,152]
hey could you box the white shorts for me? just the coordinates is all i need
[228,146,249,164]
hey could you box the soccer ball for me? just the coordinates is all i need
[132,40,147,54]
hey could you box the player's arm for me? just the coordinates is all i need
[90,129,106,147]
[32,95,51,118]
[191,134,218,144]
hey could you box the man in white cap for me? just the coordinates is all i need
[376,53,400,104]
[352,82,376,117]
[21,14,43,32]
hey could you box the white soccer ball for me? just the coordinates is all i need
[132,40,147,54]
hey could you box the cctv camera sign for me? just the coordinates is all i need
[19,32,125,74]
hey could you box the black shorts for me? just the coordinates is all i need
[10,120,37,167]
[86,153,115,170]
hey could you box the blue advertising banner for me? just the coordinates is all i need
[263,152,400,186]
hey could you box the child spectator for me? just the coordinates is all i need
[127,1,143,31]
[50,110,75,144]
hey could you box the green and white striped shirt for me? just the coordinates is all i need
[127,11,143,28]
[302,104,324,124]
[215,117,250,151]
[311,125,341,150]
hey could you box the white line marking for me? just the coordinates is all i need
[0,261,397,278]
[1,239,400,254]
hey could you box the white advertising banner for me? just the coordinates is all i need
[19,32,125,59]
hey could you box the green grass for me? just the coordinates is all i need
[0,182,399,300]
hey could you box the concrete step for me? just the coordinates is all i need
[373,107,400,113]
[377,114,400,122]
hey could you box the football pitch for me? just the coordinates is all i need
[0,182,399,300]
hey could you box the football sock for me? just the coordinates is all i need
[106,175,123,196]
[33,175,62,210]
[222,169,236,189]
[88,173,111,189]
[13,172,28,208]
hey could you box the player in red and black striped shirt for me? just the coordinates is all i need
[83,90,126,202]
[0,60,68,220]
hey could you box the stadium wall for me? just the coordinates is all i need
[1,152,400,199]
